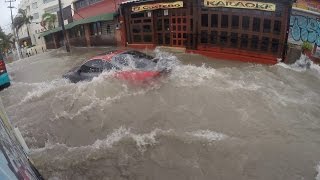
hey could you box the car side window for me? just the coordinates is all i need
[113,54,129,66]
[102,61,119,70]
[80,59,104,73]
[125,51,154,60]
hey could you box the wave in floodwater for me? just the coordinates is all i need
[30,127,228,180]
[277,54,320,75]
[2,49,320,180]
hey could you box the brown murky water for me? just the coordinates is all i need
[1,47,320,180]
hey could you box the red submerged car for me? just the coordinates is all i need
[63,50,169,83]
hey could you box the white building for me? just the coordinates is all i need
[16,0,74,50]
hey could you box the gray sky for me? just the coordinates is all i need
[0,0,19,33]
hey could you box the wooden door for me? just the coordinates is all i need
[155,10,171,46]
[171,9,188,47]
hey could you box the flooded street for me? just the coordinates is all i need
[1,47,320,180]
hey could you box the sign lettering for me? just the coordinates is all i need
[132,1,183,12]
[204,0,276,12]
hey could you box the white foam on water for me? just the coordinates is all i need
[316,162,320,180]
[277,54,320,76]
[32,127,172,154]
[19,79,71,104]
[187,130,228,142]
[169,64,220,87]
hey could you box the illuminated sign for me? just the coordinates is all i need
[204,0,276,12]
[132,1,183,12]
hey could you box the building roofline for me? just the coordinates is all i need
[292,7,320,16]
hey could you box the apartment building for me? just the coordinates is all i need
[17,0,73,49]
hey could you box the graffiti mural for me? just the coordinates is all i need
[289,14,320,47]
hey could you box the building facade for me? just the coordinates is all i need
[289,1,320,61]
[42,0,125,49]
[120,0,294,64]
[17,0,74,49]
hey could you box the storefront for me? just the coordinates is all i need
[120,0,294,64]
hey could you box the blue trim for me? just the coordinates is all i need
[0,73,10,86]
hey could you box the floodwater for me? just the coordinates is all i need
[1,47,320,180]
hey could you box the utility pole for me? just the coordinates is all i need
[6,0,22,60]
[58,0,70,52]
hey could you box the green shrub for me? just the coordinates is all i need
[301,42,313,51]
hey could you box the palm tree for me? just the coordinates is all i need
[0,27,14,53]
[13,9,33,38]
[41,13,57,30]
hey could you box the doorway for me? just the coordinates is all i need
[155,10,171,46]
[155,9,188,47]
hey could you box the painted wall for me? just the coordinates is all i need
[289,9,320,47]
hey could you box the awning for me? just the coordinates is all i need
[40,13,115,37]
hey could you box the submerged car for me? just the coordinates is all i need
[0,54,10,90]
[63,50,169,83]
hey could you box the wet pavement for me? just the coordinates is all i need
[1,47,320,180]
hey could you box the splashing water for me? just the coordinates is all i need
[1,48,320,180]
[316,162,320,180]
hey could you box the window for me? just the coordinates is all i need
[143,25,152,33]
[263,19,271,33]
[251,35,259,49]
[43,0,55,3]
[33,13,39,20]
[271,39,279,53]
[201,14,208,27]
[164,19,169,30]
[32,2,38,9]
[103,61,117,70]
[75,0,89,10]
[90,22,102,36]
[273,21,281,34]
[89,0,102,5]
[106,24,111,34]
[210,31,218,44]
[80,60,104,73]
[252,18,260,32]
[231,15,239,29]
[242,16,250,30]
[131,13,144,18]
[143,35,152,42]
[221,15,228,28]
[230,33,238,47]
[44,5,59,13]
[201,31,208,43]
[133,35,142,42]
[260,37,269,51]
[71,25,85,38]
[240,34,249,48]
[132,25,141,33]
[220,31,228,45]
[211,14,218,27]
[157,19,162,31]
[164,10,169,16]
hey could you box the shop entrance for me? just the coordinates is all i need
[171,9,188,47]
[155,9,188,47]
[155,10,171,46]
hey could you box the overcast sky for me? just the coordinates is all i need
[0,0,19,33]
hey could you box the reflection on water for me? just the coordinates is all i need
[1,47,320,180]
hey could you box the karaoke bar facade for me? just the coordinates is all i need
[120,0,293,64]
